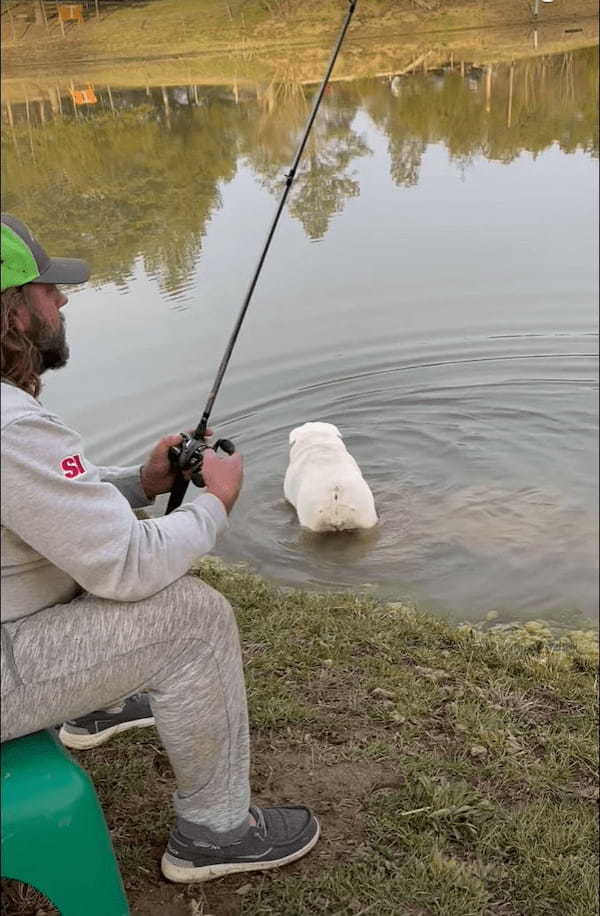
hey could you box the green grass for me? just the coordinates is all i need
[2,559,598,916]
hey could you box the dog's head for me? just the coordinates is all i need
[289,422,343,447]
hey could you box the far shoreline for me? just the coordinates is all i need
[1,0,598,99]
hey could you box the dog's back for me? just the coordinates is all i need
[284,423,378,532]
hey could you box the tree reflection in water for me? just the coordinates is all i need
[1,47,597,291]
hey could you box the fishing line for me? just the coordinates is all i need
[166,0,358,513]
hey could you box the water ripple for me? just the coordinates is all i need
[206,329,598,623]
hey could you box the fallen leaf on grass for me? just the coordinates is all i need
[371,687,396,700]
[235,883,253,895]
[414,666,450,681]
[470,744,488,758]
[389,711,406,723]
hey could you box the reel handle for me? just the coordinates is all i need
[213,438,236,456]
[167,434,236,493]
[193,438,236,486]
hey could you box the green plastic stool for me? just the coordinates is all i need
[1,730,129,915]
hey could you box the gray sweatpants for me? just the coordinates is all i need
[0,575,251,833]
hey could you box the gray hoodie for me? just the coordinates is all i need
[1,380,227,623]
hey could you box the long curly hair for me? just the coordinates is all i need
[1,286,42,397]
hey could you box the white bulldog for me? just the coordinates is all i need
[284,422,378,533]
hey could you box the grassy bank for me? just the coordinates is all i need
[3,560,598,916]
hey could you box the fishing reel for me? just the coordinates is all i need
[169,432,236,489]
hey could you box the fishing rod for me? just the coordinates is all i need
[166,0,358,514]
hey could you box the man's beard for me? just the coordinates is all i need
[32,313,70,372]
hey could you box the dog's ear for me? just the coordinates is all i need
[289,427,299,446]
[314,422,342,438]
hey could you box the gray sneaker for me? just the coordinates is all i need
[161,805,320,883]
[58,692,154,749]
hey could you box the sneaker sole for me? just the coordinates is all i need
[58,717,155,749]
[160,820,321,883]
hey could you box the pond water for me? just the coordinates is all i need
[2,47,598,624]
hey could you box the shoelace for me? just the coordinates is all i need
[250,805,267,837]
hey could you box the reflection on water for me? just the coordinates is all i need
[1,46,598,624]
[2,49,598,294]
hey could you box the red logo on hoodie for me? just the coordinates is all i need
[60,454,86,479]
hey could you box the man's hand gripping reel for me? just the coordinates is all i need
[169,433,236,489]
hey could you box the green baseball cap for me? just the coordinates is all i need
[1,213,90,292]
